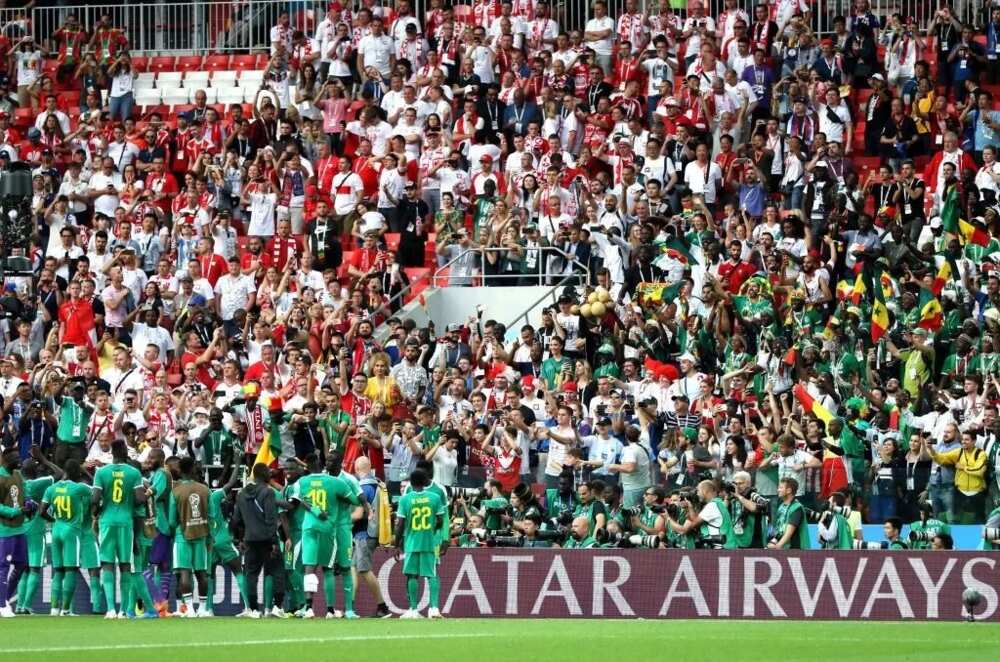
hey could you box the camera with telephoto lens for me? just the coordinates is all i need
[549,510,575,529]
[695,534,727,549]
[620,505,644,519]
[446,486,486,503]
[910,529,942,543]
[853,540,891,550]
[806,503,852,528]
[487,534,525,547]
[983,527,1000,542]
[721,480,736,494]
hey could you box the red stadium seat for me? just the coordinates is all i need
[131,56,149,72]
[148,56,177,73]
[203,54,231,71]
[254,54,270,69]
[384,233,400,252]
[231,54,257,70]
[177,55,204,72]
[173,103,195,114]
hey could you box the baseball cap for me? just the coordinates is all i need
[189,294,207,307]
[870,73,885,82]
[479,154,493,164]
[678,352,696,363]
[446,323,462,332]
[596,417,612,427]
[26,127,40,140]
[561,381,578,393]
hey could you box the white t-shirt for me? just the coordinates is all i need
[683,160,724,204]
[214,273,256,321]
[331,171,364,215]
[131,322,175,363]
[89,172,122,218]
[247,191,277,237]
[15,50,42,87]
[818,102,851,144]
[358,34,395,76]
[620,442,652,490]
[584,16,616,55]
[432,447,459,486]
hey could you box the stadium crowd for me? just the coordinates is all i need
[1,0,1000,620]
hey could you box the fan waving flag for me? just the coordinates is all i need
[664,237,699,265]
[871,273,889,343]
[850,271,866,305]
[793,384,835,425]
[917,290,943,331]
[931,258,959,296]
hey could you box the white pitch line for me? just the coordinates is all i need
[0,633,491,655]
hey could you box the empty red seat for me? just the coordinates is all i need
[231,54,257,70]
[384,233,400,251]
[203,54,231,71]
[131,56,148,72]
[148,56,177,73]
[177,55,204,72]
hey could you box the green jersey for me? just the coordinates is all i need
[403,479,450,542]
[336,472,362,529]
[295,473,355,534]
[398,488,445,553]
[23,476,54,536]
[56,396,91,444]
[43,480,91,531]
[208,488,233,544]
[93,463,143,527]
[320,410,351,455]
[150,467,172,535]
[282,481,304,541]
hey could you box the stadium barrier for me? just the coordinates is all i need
[38,548,999,620]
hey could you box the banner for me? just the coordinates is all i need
[39,549,1000,620]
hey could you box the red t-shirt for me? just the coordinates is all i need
[180,350,217,390]
[59,298,95,346]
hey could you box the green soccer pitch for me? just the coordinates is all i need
[2,618,1000,660]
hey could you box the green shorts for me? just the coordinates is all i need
[334,527,353,569]
[51,527,81,568]
[402,551,436,578]
[134,540,149,569]
[301,529,335,568]
[173,538,209,572]
[26,531,47,567]
[212,539,239,565]
[284,537,303,572]
[98,525,134,565]
[80,529,99,569]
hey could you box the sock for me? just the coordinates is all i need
[89,575,102,613]
[263,576,273,611]
[51,570,64,612]
[143,568,162,602]
[101,570,116,612]
[428,576,440,609]
[23,570,40,611]
[6,564,25,602]
[290,569,304,611]
[341,571,354,613]
[61,571,78,612]
[158,567,171,604]
[235,573,249,610]
[206,573,215,613]
[120,571,133,613]
[324,573,335,612]
[406,577,419,610]
[15,572,26,609]
[132,573,154,614]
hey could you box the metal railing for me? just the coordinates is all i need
[431,245,591,288]
[2,0,984,57]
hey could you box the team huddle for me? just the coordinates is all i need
[0,430,447,619]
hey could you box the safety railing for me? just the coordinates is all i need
[431,245,590,288]
[6,0,983,57]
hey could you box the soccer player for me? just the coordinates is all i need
[206,466,250,616]
[293,453,359,619]
[145,450,175,616]
[40,459,90,616]
[394,468,446,619]
[280,459,306,616]
[15,448,62,614]
[168,456,212,617]
[327,452,363,619]
[0,447,33,618]
[92,440,146,618]
[128,475,160,619]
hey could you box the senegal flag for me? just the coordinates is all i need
[917,290,943,331]
[792,384,835,425]
[871,275,889,343]
[850,271,866,305]
[931,257,959,296]
[939,183,960,234]
[636,281,682,304]
[253,396,284,468]
[664,237,699,265]
[958,218,990,247]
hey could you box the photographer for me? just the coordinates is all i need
[768,477,810,550]
[561,515,597,549]
[477,479,510,532]
[908,502,951,550]
[624,486,666,541]
[574,480,607,536]
[813,492,854,550]
[664,480,736,549]
[726,471,769,549]
[881,517,908,549]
